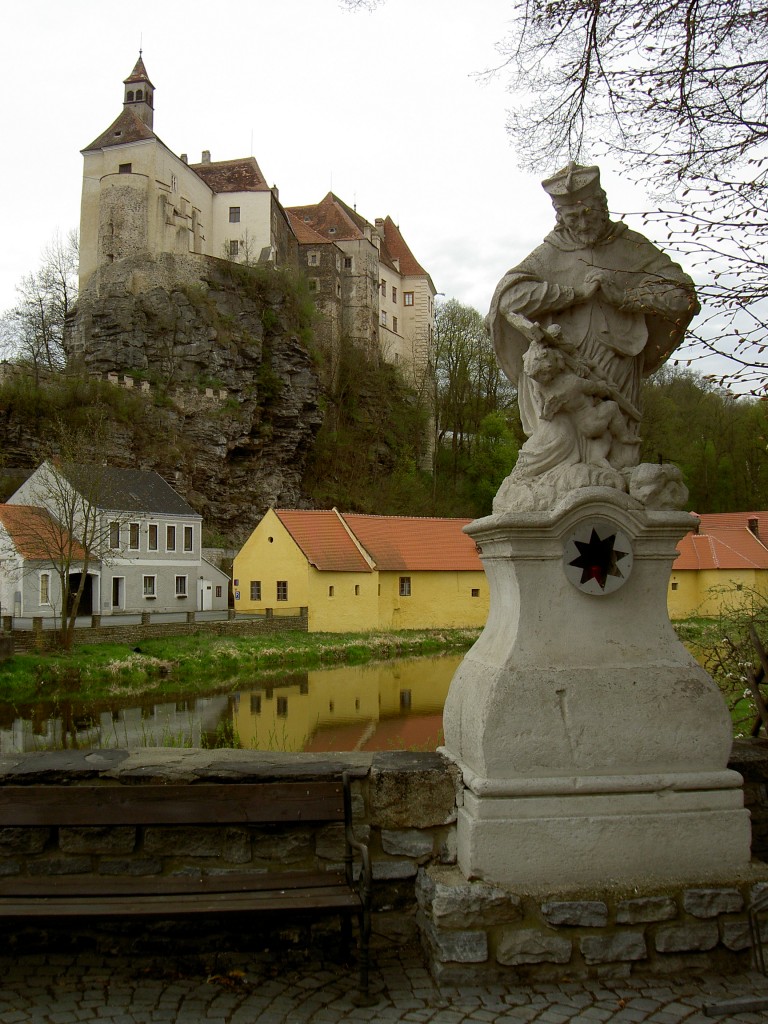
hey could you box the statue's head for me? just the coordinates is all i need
[543,162,610,245]
[523,338,565,384]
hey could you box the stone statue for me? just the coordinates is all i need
[489,163,698,512]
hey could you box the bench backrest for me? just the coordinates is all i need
[0,781,347,827]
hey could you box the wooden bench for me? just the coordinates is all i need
[0,771,374,1002]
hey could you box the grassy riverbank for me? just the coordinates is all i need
[0,628,480,705]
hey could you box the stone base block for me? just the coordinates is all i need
[416,863,768,986]
[457,785,752,888]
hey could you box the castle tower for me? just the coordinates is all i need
[122,53,154,130]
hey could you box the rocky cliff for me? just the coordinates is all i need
[2,254,322,542]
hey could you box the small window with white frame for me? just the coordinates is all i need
[39,573,50,605]
[308,251,319,266]
[404,291,414,306]
[175,575,187,598]
[399,576,411,597]
[229,206,240,223]
[380,310,387,327]
[129,523,140,550]
[166,525,176,552]
[109,522,120,549]
[229,240,239,257]
[143,575,156,599]
[148,524,158,551]
[183,525,193,552]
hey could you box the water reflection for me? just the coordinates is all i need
[0,653,463,753]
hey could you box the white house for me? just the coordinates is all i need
[4,463,229,617]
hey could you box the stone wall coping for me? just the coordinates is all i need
[0,748,452,784]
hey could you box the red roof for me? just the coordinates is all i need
[673,512,768,571]
[275,510,372,573]
[190,157,270,194]
[382,216,427,277]
[274,509,481,573]
[0,505,86,561]
[287,193,367,242]
[123,55,154,89]
[82,106,157,152]
[286,210,333,245]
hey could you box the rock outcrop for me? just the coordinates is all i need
[4,254,323,541]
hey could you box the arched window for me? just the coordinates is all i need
[126,90,134,101]
[136,89,143,101]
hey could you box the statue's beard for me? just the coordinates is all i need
[572,225,609,246]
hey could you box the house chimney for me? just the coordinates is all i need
[202,150,211,164]
[748,516,759,536]
[180,153,188,164]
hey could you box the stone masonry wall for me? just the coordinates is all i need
[8,612,307,654]
[0,747,766,978]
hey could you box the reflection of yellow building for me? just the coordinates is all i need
[233,509,488,632]
[668,512,768,618]
[232,655,461,752]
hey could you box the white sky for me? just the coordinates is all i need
[2,0,664,320]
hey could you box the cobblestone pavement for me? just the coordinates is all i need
[1,947,768,1024]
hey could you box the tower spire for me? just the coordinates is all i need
[123,53,154,130]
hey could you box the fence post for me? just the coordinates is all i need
[1,616,12,632]
[186,611,196,624]
[91,614,101,628]
[141,611,151,626]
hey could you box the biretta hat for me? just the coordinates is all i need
[541,162,601,206]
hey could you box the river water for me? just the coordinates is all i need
[0,652,464,754]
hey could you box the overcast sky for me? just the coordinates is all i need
[4,0,687,339]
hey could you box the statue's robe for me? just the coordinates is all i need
[488,222,699,441]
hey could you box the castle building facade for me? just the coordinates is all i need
[78,55,435,386]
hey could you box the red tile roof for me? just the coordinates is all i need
[286,211,333,245]
[274,510,481,573]
[286,193,367,242]
[673,512,768,571]
[82,106,157,152]
[190,157,270,194]
[344,513,479,571]
[382,216,427,277]
[275,510,372,573]
[0,505,86,561]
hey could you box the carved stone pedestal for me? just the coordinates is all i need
[442,488,752,888]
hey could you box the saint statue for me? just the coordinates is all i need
[489,163,699,511]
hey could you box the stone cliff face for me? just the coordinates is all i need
[55,254,323,540]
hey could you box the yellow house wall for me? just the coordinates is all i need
[378,570,488,630]
[306,568,378,633]
[232,509,309,612]
[668,568,768,618]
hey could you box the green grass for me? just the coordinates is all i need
[0,628,480,706]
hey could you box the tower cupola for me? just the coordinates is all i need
[123,53,155,129]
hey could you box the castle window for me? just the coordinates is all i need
[308,279,319,292]
[171,174,178,193]
[404,291,414,306]
[229,207,240,223]
[392,286,397,302]
[126,90,134,101]
[344,256,352,270]
[136,89,143,101]
[471,588,480,598]
[392,316,398,333]
[229,240,239,257]
[380,310,387,327]
[308,252,319,266]
[118,163,132,174]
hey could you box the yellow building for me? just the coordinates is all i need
[668,511,768,618]
[233,508,488,632]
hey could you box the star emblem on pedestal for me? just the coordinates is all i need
[562,522,634,596]
[568,528,629,590]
